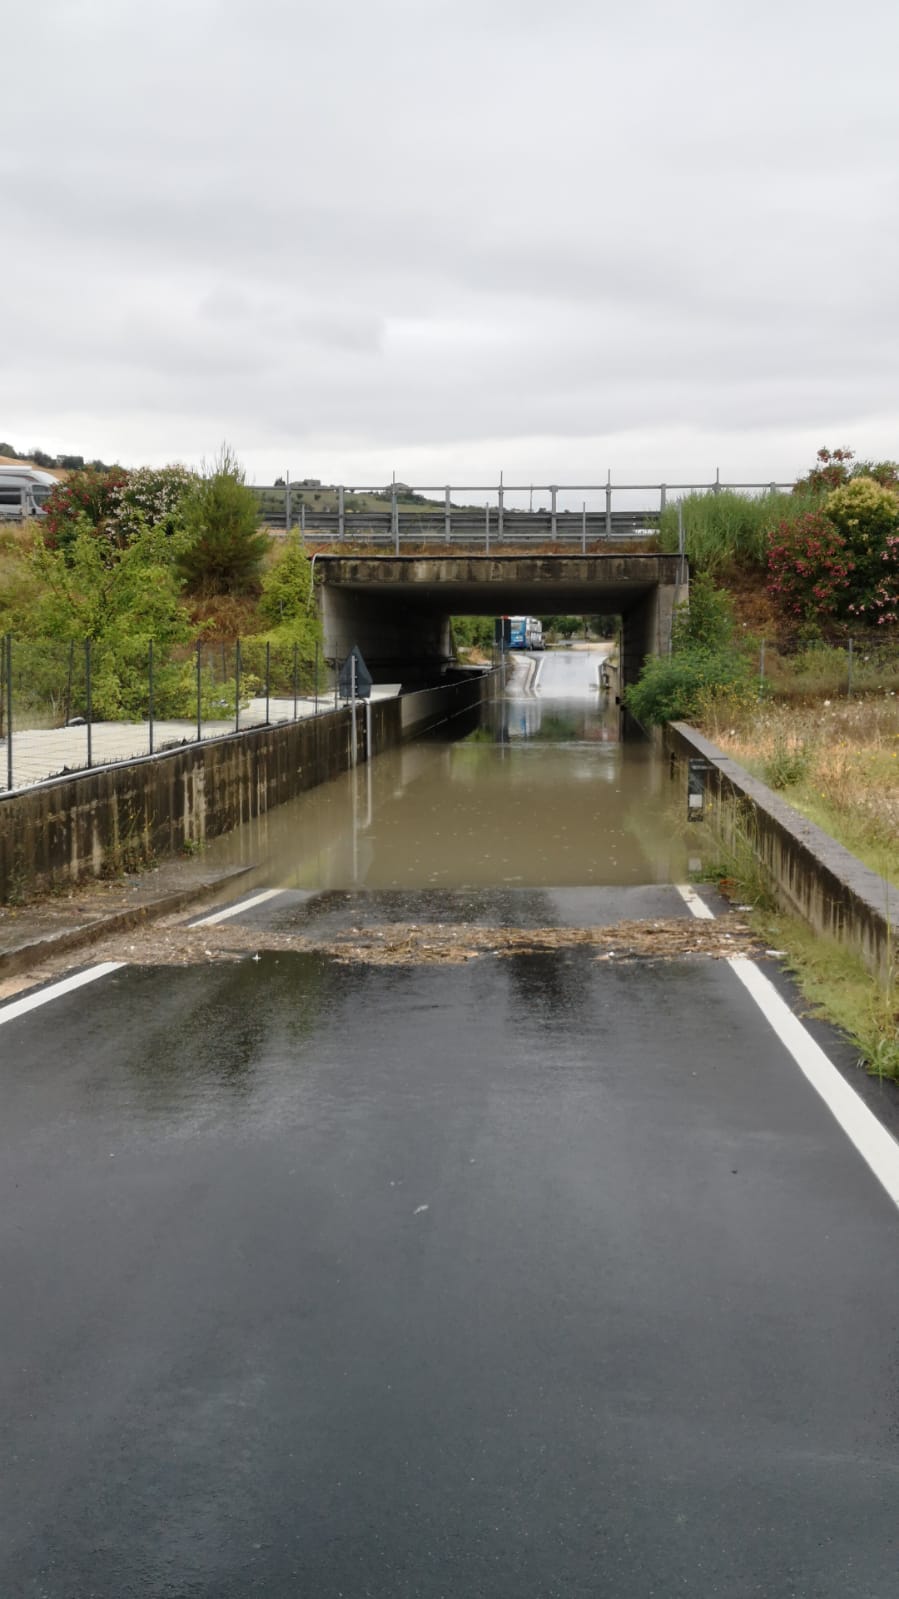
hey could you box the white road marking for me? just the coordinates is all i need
[0,962,124,1026]
[190,889,285,927]
[729,957,899,1211]
[675,882,716,920]
[533,655,545,693]
[677,879,899,1210]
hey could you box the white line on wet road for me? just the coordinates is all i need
[0,963,125,1025]
[677,881,899,1209]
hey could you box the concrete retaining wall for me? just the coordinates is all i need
[0,672,495,903]
[665,722,897,980]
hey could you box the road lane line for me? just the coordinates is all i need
[677,878,899,1208]
[533,655,545,693]
[728,956,899,1210]
[190,888,285,927]
[675,883,716,919]
[0,962,124,1026]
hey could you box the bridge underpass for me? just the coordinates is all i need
[317,553,688,694]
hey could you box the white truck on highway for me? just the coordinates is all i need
[0,466,58,520]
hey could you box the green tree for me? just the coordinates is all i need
[178,445,269,596]
[28,519,196,718]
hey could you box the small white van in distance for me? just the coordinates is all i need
[0,466,58,520]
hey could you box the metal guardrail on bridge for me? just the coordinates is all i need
[251,477,794,551]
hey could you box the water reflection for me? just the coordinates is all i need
[199,653,689,891]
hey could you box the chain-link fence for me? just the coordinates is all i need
[750,631,899,699]
[0,636,334,792]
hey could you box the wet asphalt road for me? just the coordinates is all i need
[1,885,898,1597]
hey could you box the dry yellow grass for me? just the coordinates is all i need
[700,695,899,882]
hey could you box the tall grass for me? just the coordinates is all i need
[659,488,819,571]
[699,696,899,884]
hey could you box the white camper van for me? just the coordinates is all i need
[0,466,58,520]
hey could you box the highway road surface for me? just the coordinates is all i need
[1,876,897,1597]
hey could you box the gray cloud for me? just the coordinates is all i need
[2,0,897,483]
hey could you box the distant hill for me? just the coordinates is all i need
[0,442,112,473]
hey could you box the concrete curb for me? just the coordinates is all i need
[665,722,896,980]
[0,866,254,979]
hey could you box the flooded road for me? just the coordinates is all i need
[2,650,898,1597]
[201,648,692,892]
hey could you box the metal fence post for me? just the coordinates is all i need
[550,485,558,541]
[265,641,271,724]
[301,503,306,534]
[196,640,202,743]
[581,501,587,554]
[314,642,319,715]
[235,640,241,733]
[847,637,854,698]
[605,472,612,538]
[660,483,667,515]
[338,485,345,541]
[285,471,291,531]
[713,466,721,495]
[5,634,12,791]
[485,503,490,554]
[497,474,504,542]
[148,638,155,755]
[85,639,93,769]
[350,651,357,768]
[65,639,74,726]
[445,486,451,544]
[391,482,399,554]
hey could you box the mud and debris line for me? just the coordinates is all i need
[95,913,759,969]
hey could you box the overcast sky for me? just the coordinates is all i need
[3,0,898,499]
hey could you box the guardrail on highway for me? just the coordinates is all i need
[251,476,794,550]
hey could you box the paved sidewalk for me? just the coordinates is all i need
[1,687,400,794]
[0,858,257,994]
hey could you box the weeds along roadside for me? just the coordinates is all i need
[675,796,899,1083]
[697,688,899,888]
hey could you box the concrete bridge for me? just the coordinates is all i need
[317,552,689,689]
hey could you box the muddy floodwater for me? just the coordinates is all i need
[201,648,695,891]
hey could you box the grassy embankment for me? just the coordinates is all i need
[656,488,899,1077]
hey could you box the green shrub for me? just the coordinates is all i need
[625,574,752,726]
[763,740,813,789]
[624,647,752,726]
[672,571,735,651]
[453,616,495,650]
[178,446,269,596]
[258,530,320,653]
[766,479,899,627]
[24,521,197,719]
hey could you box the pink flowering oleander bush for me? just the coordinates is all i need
[42,467,130,552]
[767,478,899,627]
[766,511,855,620]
